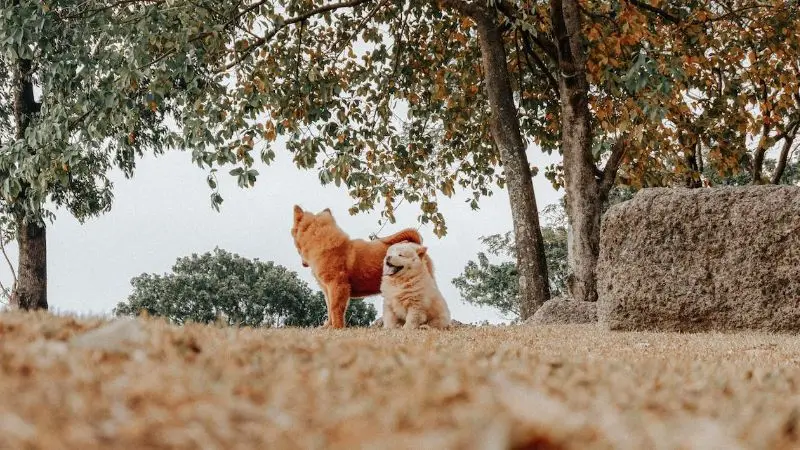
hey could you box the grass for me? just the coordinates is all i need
[1,311,800,449]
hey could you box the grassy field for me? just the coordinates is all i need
[2,312,800,449]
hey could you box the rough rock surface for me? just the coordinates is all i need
[527,297,597,325]
[598,186,800,332]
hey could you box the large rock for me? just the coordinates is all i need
[527,297,597,325]
[598,186,800,332]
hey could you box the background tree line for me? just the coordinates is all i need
[113,248,377,327]
[2,1,798,319]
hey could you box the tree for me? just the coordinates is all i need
[111,0,555,318]
[454,188,635,319]
[2,0,285,311]
[453,226,567,320]
[2,0,553,316]
[113,248,377,327]
[500,0,800,302]
[1,1,189,310]
[453,200,571,320]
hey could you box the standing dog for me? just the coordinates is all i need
[291,205,433,328]
[381,242,451,329]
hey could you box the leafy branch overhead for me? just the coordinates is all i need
[3,0,798,230]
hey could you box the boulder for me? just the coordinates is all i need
[526,297,597,325]
[597,186,800,332]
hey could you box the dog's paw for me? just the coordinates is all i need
[418,324,431,330]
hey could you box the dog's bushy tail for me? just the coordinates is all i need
[378,228,423,246]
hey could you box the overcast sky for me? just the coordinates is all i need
[1,145,562,324]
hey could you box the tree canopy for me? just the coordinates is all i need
[113,248,377,327]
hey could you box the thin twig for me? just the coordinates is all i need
[59,0,165,20]
[331,0,390,60]
[521,31,559,95]
[0,234,16,305]
[221,0,375,71]
[0,235,16,284]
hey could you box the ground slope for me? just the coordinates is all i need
[1,312,800,449]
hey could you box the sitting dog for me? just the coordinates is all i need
[291,205,433,328]
[381,242,451,329]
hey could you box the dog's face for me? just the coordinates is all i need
[291,205,335,267]
[383,242,427,276]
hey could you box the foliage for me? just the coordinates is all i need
[453,223,568,319]
[0,0,195,225]
[105,1,798,229]
[113,248,376,327]
[1,0,495,236]
[703,155,800,186]
[6,1,797,230]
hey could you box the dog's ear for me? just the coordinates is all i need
[416,246,428,257]
[319,208,333,218]
[293,205,303,222]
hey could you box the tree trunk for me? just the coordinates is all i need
[685,140,702,188]
[551,0,600,303]
[11,39,48,310]
[751,124,771,185]
[12,217,47,310]
[751,84,771,185]
[471,8,551,318]
[772,126,797,185]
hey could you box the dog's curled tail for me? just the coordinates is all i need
[378,228,423,246]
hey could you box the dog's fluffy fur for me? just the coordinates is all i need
[291,205,433,328]
[381,242,451,329]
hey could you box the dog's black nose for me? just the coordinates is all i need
[384,256,390,264]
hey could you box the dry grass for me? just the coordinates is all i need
[2,312,800,449]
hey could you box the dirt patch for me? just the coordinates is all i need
[2,311,800,449]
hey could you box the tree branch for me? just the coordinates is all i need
[331,0,391,59]
[626,0,680,24]
[138,31,213,70]
[771,122,800,185]
[751,80,772,184]
[0,234,16,291]
[221,0,375,71]
[520,30,559,94]
[775,118,800,142]
[59,0,164,20]
[598,137,627,199]
[494,0,558,61]
[627,0,772,25]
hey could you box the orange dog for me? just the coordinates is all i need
[291,205,433,328]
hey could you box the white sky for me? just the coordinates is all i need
[1,145,562,324]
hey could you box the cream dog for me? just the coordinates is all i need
[380,242,451,329]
